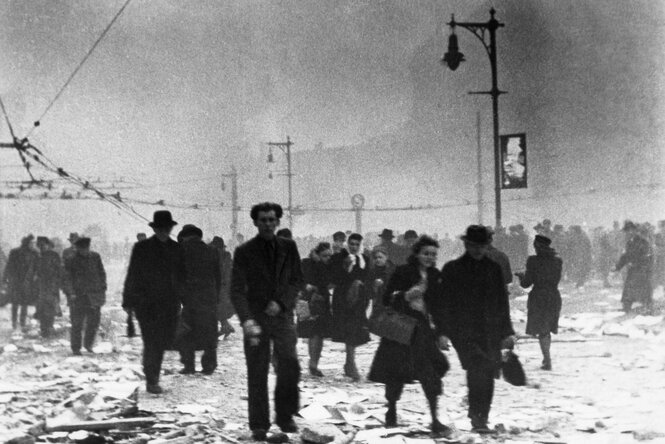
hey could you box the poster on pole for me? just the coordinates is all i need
[500,133,527,189]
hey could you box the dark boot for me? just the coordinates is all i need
[385,402,397,427]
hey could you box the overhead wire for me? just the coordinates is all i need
[27,0,133,137]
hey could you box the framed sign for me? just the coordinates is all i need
[500,133,527,189]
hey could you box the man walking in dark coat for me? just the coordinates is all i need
[231,202,303,441]
[63,237,106,355]
[123,211,185,394]
[3,235,39,330]
[33,237,63,338]
[440,225,515,433]
[178,225,221,375]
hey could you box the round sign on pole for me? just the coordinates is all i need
[351,194,365,210]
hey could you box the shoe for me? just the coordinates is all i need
[85,347,94,353]
[430,420,454,438]
[146,384,163,394]
[201,368,215,375]
[385,407,397,427]
[541,362,552,371]
[266,432,289,443]
[251,429,267,441]
[275,417,298,433]
[470,415,494,434]
[309,367,323,377]
[72,350,82,356]
[179,367,196,375]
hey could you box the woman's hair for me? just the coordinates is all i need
[372,245,389,258]
[314,242,331,254]
[411,235,440,255]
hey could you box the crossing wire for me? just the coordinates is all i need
[27,0,133,137]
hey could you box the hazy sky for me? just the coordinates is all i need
[0,0,664,240]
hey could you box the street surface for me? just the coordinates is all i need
[1,268,664,444]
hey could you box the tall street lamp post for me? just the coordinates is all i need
[443,8,506,229]
[267,136,294,230]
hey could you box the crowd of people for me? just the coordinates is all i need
[1,204,663,441]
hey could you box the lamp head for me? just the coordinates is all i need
[443,32,465,71]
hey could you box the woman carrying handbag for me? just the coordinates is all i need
[368,236,453,437]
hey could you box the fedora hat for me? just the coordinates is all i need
[68,232,79,242]
[379,228,395,239]
[461,225,491,245]
[74,237,91,248]
[622,220,637,232]
[404,229,418,240]
[149,210,178,228]
[178,224,202,239]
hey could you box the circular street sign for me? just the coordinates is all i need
[351,193,365,209]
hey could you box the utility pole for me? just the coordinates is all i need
[267,136,294,230]
[476,111,484,225]
[221,165,239,246]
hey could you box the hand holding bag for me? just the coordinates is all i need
[501,350,527,386]
[368,303,417,345]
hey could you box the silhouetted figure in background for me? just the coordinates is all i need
[4,235,39,330]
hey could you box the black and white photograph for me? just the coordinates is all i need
[1,1,664,443]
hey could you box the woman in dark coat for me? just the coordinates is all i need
[615,221,653,313]
[368,236,451,435]
[298,242,334,376]
[178,225,222,375]
[331,233,370,381]
[516,234,562,371]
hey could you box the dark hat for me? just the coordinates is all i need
[36,236,52,246]
[74,237,91,248]
[210,236,225,248]
[622,220,637,232]
[404,229,418,240]
[379,228,395,239]
[534,234,552,246]
[68,232,79,242]
[332,231,346,241]
[533,222,544,231]
[276,228,292,239]
[149,210,177,228]
[461,225,491,245]
[178,224,203,239]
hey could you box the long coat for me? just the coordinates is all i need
[330,251,371,346]
[64,251,107,307]
[368,261,449,387]
[123,236,186,348]
[230,235,303,324]
[297,257,333,338]
[33,250,63,319]
[216,249,234,321]
[180,239,222,350]
[440,254,514,371]
[4,246,39,306]
[520,250,562,336]
[616,235,653,306]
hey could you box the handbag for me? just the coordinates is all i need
[501,350,527,386]
[368,304,417,345]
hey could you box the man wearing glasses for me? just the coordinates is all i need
[231,202,304,442]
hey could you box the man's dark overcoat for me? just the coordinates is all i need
[34,250,63,320]
[616,234,653,307]
[123,236,185,348]
[64,251,107,307]
[4,246,39,305]
[180,239,222,350]
[440,254,514,370]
